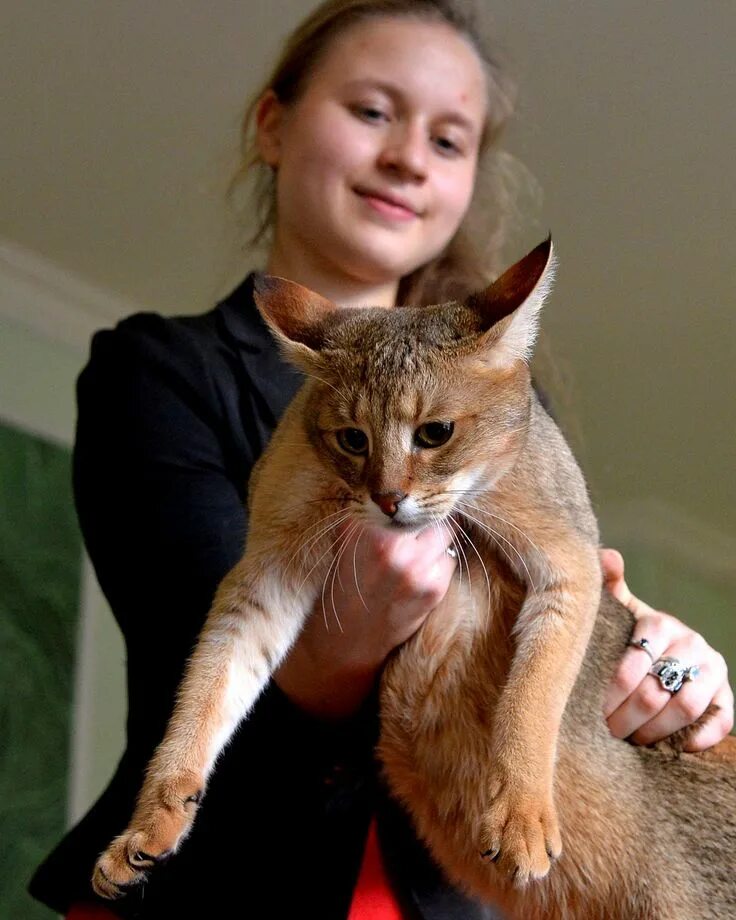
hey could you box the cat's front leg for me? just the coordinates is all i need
[92,556,313,899]
[480,540,600,887]
[480,747,562,887]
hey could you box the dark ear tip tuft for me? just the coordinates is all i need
[537,233,553,257]
[525,234,554,278]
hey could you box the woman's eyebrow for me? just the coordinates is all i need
[341,78,477,132]
[341,77,402,100]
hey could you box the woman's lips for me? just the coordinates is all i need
[354,188,420,222]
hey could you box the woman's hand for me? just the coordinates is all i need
[601,548,734,751]
[275,524,456,719]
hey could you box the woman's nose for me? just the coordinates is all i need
[377,123,428,181]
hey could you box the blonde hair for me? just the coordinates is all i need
[233,0,518,305]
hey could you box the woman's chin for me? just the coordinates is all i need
[338,243,439,290]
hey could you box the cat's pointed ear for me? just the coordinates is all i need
[467,236,556,369]
[252,274,336,371]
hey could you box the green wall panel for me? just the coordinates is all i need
[616,543,736,684]
[0,422,82,919]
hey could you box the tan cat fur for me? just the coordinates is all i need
[92,240,736,918]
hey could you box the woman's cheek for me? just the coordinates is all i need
[445,164,477,225]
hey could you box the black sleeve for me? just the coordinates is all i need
[73,313,252,752]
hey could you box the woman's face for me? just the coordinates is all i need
[259,17,487,288]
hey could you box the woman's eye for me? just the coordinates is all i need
[353,104,388,123]
[336,428,369,455]
[414,421,454,448]
[433,135,462,156]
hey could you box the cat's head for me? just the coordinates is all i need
[253,238,555,530]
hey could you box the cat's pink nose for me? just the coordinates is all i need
[371,491,406,518]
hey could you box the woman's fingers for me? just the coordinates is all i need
[681,681,735,752]
[600,549,733,749]
[602,609,686,718]
[600,548,735,748]
[620,639,725,744]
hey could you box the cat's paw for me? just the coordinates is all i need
[91,773,204,899]
[479,774,561,888]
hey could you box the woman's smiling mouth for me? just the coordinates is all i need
[354,186,422,222]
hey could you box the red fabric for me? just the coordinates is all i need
[347,816,404,920]
[67,904,118,919]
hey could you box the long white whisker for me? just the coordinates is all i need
[321,520,357,632]
[284,509,354,578]
[351,525,370,613]
[455,497,544,559]
[431,514,463,592]
[455,503,537,594]
[295,519,353,598]
[333,517,354,594]
[449,513,492,614]
[321,542,338,633]
[290,504,355,536]
[321,555,334,632]
[283,505,353,551]
[458,508,515,586]
[328,520,361,633]
[451,498,543,557]
[447,515,470,591]
[480,511,544,558]
[428,513,454,580]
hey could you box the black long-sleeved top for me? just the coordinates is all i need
[29,275,500,919]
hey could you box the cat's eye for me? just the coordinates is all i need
[336,428,369,455]
[414,421,454,448]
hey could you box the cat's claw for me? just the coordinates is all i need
[92,836,150,899]
[91,772,204,899]
[480,777,562,888]
[480,846,501,862]
[93,827,182,898]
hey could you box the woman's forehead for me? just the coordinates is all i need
[306,17,487,120]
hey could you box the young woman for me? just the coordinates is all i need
[30,2,733,918]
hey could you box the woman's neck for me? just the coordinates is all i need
[266,241,399,310]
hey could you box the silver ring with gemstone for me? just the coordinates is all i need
[649,656,701,693]
[629,637,656,664]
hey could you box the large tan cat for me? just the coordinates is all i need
[92,239,736,918]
